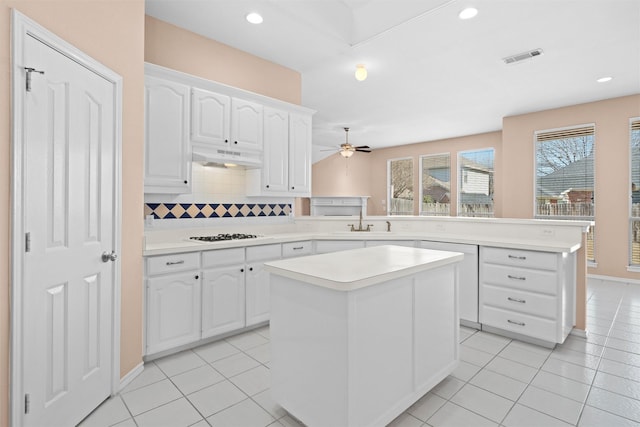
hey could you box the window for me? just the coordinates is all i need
[388,158,413,215]
[630,119,640,266]
[458,149,494,217]
[420,154,450,216]
[535,125,595,262]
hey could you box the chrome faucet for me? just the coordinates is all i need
[348,209,374,232]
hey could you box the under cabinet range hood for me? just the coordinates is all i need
[192,146,262,168]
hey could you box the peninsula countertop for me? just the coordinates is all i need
[263,245,464,291]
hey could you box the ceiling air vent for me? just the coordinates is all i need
[502,48,544,64]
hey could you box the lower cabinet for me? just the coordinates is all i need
[146,271,201,355]
[245,244,282,326]
[201,264,245,339]
[479,246,576,345]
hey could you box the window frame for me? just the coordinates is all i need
[629,118,640,269]
[533,123,596,264]
[457,148,495,218]
[419,152,451,216]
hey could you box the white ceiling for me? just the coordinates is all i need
[145,0,640,162]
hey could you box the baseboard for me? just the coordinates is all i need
[589,274,640,286]
[570,328,588,339]
[118,361,144,392]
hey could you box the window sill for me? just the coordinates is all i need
[627,266,640,273]
[588,261,598,269]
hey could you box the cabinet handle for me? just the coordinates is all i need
[184,180,188,184]
[507,274,526,281]
[507,319,526,327]
[166,260,185,266]
[266,184,270,189]
[508,255,526,260]
[195,275,199,280]
[240,268,244,272]
[293,246,304,250]
[225,139,228,143]
[249,267,253,271]
[507,297,526,303]
[291,186,295,190]
[234,141,238,144]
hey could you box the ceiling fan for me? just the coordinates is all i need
[322,127,372,158]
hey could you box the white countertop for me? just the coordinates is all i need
[264,245,464,291]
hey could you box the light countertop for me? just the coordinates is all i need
[264,245,464,291]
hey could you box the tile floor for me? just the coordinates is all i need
[80,278,640,427]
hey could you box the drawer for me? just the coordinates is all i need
[481,263,557,295]
[365,240,415,248]
[481,306,557,342]
[147,252,200,276]
[482,247,557,271]
[282,241,313,258]
[246,243,281,262]
[482,284,557,319]
[202,247,245,268]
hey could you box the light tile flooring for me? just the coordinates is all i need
[80,278,640,427]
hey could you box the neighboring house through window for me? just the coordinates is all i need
[535,125,595,262]
[420,153,450,216]
[458,149,494,217]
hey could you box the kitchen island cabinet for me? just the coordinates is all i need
[265,245,463,427]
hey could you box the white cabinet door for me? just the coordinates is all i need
[420,241,479,325]
[144,76,191,193]
[191,87,230,147]
[288,112,312,194]
[262,107,289,192]
[146,272,201,354]
[231,98,263,151]
[245,262,271,326]
[201,265,245,338]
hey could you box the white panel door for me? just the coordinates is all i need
[288,112,312,194]
[245,262,271,326]
[22,33,117,427]
[230,98,263,150]
[262,107,289,192]
[191,87,230,146]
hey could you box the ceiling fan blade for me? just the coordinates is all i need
[355,148,371,153]
[355,145,370,149]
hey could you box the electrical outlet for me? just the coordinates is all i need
[541,228,555,237]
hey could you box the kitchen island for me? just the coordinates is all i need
[264,245,463,427]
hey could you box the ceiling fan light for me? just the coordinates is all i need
[340,149,354,158]
[355,64,367,81]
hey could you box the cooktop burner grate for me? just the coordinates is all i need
[189,233,258,242]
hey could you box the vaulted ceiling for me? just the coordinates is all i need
[145,0,640,162]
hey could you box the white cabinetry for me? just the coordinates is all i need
[479,246,576,346]
[191,87,230,146]
[420,241,479,326]
[144,76,191,194]
[201,248,246,338]
[366,240,415,248]
[245,244,282,326]
[145,253,201,354]
[231,98,263,151]
[246,108,313,196]
[315,240,365,254]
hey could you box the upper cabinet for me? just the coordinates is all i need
[191,88,263,152]
[144,76,192,194]
[246,108,312,197]
[144,63,313,195]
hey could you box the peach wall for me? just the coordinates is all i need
[503,95,640,281]
[312,152,374,202]
[145,16,301,105]
[0,1,145,426]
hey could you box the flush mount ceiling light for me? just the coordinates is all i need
[597,76,613,83]
[355,64,368,81]
[458,7,478,20]
[246,12,263,24]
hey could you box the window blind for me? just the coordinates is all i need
[535,126,594,141]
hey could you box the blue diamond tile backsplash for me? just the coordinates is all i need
[145,203,292,219]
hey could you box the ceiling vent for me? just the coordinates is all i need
[502,48,544,65]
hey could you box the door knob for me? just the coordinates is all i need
[101,251,118,262]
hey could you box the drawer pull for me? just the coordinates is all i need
[507,297,526,303]
[507,274,526,281]
[292,246,304,250]
[507,319,526,327]
[166,260,185,266]
[508,255,526,260]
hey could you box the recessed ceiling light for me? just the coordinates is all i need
[596,76,613,83]
[246,12,263,24]
[459,7,478,20]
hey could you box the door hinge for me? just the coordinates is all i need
[24,67,45,92]
[24,393,30,414]
[25,232,31,253]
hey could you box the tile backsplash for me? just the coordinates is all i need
[144,163,294,222]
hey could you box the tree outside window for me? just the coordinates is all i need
[388,158,413,215]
